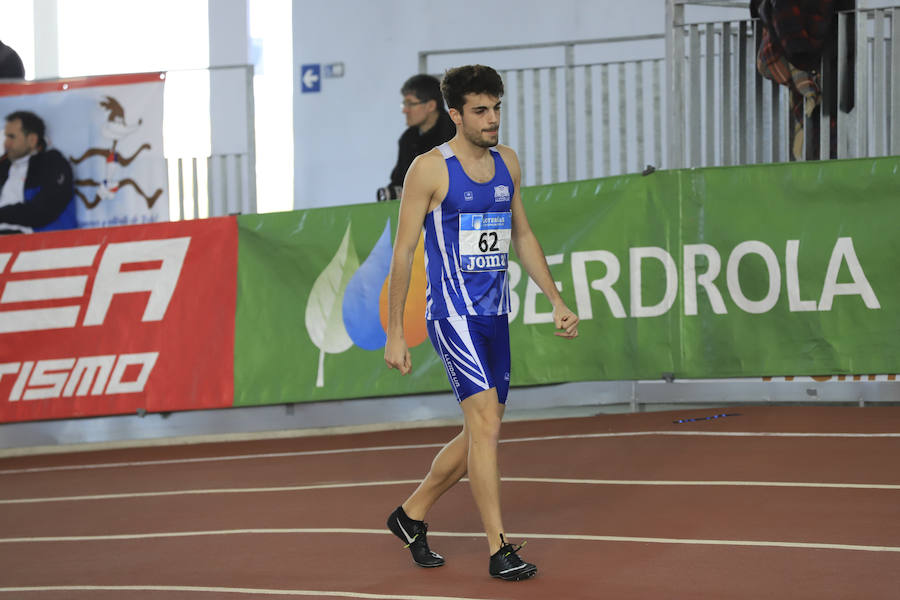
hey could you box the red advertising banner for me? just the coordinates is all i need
[0,218,237,423]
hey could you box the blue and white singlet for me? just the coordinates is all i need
[423,143,514,320]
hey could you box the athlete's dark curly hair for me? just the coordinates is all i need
[440,65,504,113]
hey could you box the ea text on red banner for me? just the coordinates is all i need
[0,237,189,333]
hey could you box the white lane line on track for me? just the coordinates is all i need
[0,528,897,553]
[0,585,494,599]
[3,477,898,505]
[505,477,900,490]
[2,430,899,476]
[0,480,422,504]
[0,443,442,475]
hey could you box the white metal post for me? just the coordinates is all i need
[666,0,686,169]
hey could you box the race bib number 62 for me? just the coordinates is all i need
[459,211,511,272]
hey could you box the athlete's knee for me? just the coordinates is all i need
[462,390,503,441]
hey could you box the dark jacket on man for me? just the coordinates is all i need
[389,110,456,188]
[0,149,78,233]
[0,41,25,79]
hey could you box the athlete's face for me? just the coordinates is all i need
[3,119,38,161]
[455,93,501,148]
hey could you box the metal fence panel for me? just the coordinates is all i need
[893,9,900,153]
[417,5,896,183]
[166,64,256,220]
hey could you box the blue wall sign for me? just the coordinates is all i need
[301,64,321,93]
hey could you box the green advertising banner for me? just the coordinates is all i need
[234,157,900,406]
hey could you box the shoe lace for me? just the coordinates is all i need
[499,533,528,559]
[404,521,428,548]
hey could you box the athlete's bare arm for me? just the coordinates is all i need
[384,150,448,374]
[499,145,579,339]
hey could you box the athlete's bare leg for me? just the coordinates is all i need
[459,387,506,555]
[402,426,469,520]
[399,386,506,556]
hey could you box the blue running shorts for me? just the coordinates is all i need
[426,314,511,404]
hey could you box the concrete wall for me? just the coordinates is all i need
[291,0,669,209]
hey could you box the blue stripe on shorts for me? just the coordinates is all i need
[426,314,511,404]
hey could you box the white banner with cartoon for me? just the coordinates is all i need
[0,72,167,228]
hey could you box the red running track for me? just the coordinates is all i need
[1,405,899,599]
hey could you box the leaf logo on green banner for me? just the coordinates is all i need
[305,222,359,387]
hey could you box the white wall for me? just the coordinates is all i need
[292,0,673,209]
[250,0,295,214]
[0,0,35,79]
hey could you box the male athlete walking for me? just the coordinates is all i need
[384,64,579,581]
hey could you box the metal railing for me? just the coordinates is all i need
[166,153,256,220]
[420,35,667,186]
[666,1,899,168]
[164,64,257,220]
[419,3,898,184]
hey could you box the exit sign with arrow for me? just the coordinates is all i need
[300,64,321,93]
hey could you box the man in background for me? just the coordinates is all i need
[0,110,77,234]
[377,74,455,202]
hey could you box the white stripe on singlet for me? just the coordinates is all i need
[423,242,433,318]
[438,143,478,316]
[452,249,477,316]
[498,269,509,314]
[431,205,459,318]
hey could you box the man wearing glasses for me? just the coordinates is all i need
[378,74,456,202]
